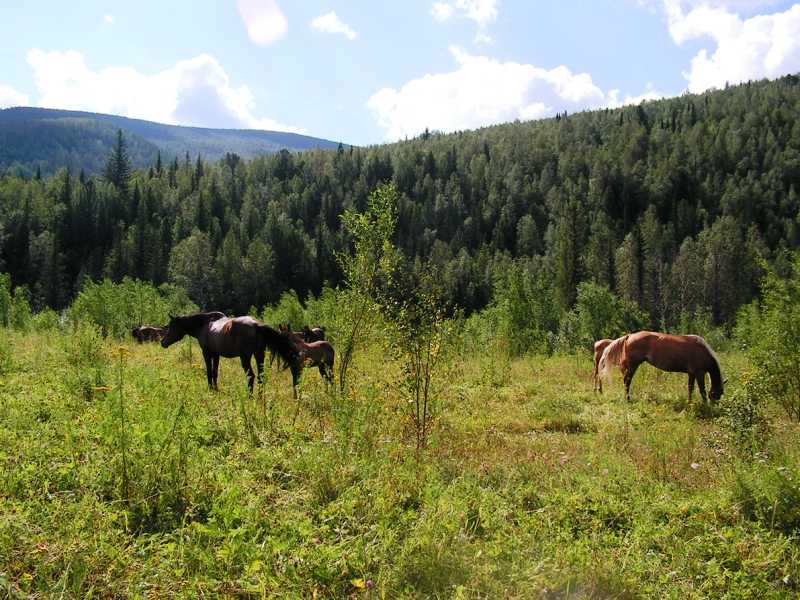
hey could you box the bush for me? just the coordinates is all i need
[555,281,648,353]
[258,290,307,329]
[491,258,559,356]
[747,257,800,420]
[67,277,196,338]
[0,273,31,331]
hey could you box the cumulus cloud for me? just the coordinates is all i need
[607,84,663,108]
[104,14,115,25]
[663,0,800,91]
[26,49,303,132]
[0,85,30,109]
[429,0,499,27]
[366,47,609,140]
[311,12,356,40]
[430,2,455,20]
[238,0,288,45]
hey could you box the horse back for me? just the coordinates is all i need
[302,340,335,365]
[629,331,709,374]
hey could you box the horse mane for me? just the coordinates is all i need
[172,311,225,327]
[686,334,724,390]
[599,335,628,380]
[256,324,301,370]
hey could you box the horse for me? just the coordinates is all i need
[592,338,613,393]
[301,325,326,343]
[599,331,724,402]
[279,324,335,398]
[132,326,167,343]
[161,312,299,393]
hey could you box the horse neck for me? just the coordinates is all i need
[178,313,217,338]
[707,356,723,391]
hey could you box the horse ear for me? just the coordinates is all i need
[723,378,728,385]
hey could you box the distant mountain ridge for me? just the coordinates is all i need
[0,107,345,178]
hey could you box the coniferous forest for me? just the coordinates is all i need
[2,75,800,348]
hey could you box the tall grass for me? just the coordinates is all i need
[0,328,798,598]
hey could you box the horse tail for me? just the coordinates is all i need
[599,335,628,381]
[256,324,301,369]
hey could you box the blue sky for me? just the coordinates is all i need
[1,1,799,146]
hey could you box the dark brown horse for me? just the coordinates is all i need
[161,312,299,392]
[592,338,613,393]
[599,331,724,402]
[301,325,326,343]
[279,325,335,398]
[132,326,167,343]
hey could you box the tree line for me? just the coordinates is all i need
[0,74,799,350]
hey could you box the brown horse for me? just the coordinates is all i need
[161,312,299,392]
[301,325,326,342]
[599,331,724,402]
[132,326,167,343]
[592,338,613,393]
[279,325,334,398]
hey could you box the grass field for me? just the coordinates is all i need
[1,326,798,598]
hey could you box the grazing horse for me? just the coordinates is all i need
[132,326,167,343]
[301,325,326,343]
[599,331,724,402]
[161,312,298,392]
[279,325,335,398]
[592,338,613,393]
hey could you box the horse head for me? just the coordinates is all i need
[160,316,184,348]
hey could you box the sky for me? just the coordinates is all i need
[1,0,800,147]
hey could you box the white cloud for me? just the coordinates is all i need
[238,0,288,46]
[311,12,356,40]
[607,84,663,108]
[104,14,115,25]
[663,0,800,92]
[429,0,499,27]
[473,31,492,44]
[430,2,455,20]
[0,85,30,109]
[366,47,608,140]
[26,49,303,133]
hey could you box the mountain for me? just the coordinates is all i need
[0,107,345,178]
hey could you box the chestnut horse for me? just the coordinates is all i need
[599,331,724,402]
[161,312,299,392]
[592,338,613,393]
[132,326,166,343]
[279,325,334,398]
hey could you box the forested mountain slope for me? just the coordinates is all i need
[0,75,798,346]
[0,107,343,178]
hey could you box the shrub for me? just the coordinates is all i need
[747,257,800,420]
[67,277,196,338]
[556,281,648,353]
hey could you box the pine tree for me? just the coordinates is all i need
[103,129,132,192]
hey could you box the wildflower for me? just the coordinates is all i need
[691,462,700,469]
[366,580,374,589]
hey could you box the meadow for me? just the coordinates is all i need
[1,324,799,599]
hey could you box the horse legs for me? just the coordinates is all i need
[203,350,217,390]
[621,359,641,401]
[318,363,333,383]
[240,356,255,392]
[254,352,265,395]
[291,365,301,399]
[694,372,708,402]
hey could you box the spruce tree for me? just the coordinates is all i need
[103,129,132,192]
